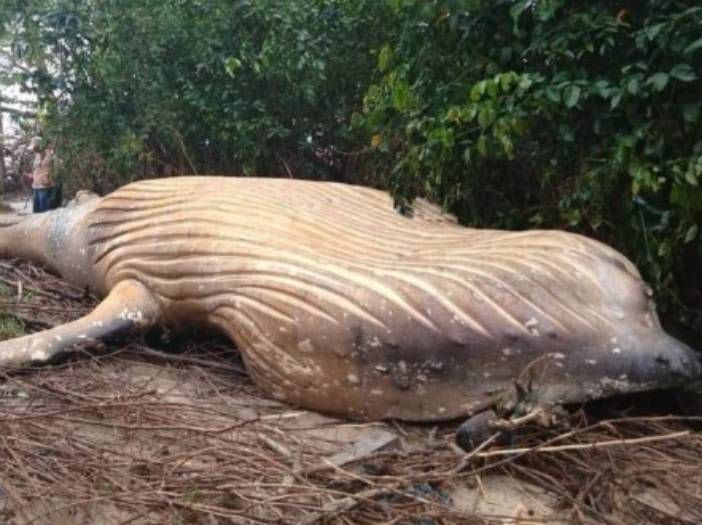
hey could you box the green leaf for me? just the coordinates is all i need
[476,135,488,157]
[670,64,697,82]
[535,0,561,22]
[647,72,669,92]
[683,104,700,124]
[518,75,533,90]
[392,81,411,110]
[378,44,393,72]
[593,80,611,98]
[563,85,581,108]
[626,77,639,96]
[486,80,498,99]
[563,208,582,226]
[350,112,363,129]
[610,90,622,109]
[446,107,461,122]
[529,213,544,226]
[224,57,242,78]
[645,23,665,42]
[477,105,495,128]
[509,0,530,30]
[684,37,702,55]
[684,224,699,243]
[470,81,486,102]
[460,106,477,122]
[463,147,471,165]
[498,72,515,91]
[499,134,514,158]
[545,86,560,103]
[559,124,574,142]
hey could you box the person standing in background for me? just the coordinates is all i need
[30,138,61,212]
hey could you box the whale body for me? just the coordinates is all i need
[0,176,699,422]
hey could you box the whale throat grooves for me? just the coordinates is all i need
[85,176,660,421]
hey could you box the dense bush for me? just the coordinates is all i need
[357,0,702,327]
[1,0,391,190]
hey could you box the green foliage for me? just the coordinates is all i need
[357,0,702,322]
[1,0,391,191]
[0,314,25,339]
[0,284,25,338]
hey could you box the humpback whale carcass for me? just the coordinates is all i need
[0,177,699,443]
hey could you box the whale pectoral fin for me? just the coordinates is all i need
[0,279,161,369]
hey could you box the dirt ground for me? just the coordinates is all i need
[1,251,702,524]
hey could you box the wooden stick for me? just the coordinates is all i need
[474,430,690,458]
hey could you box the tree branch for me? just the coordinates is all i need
[0,105,36,118]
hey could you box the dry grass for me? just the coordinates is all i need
[1,259,702,524]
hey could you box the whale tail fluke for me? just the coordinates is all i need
[0,206,62,271]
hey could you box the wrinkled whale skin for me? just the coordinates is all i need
[1,176,699,421]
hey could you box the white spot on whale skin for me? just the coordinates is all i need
[347,374,360,385]
[586,359,598,365]
[370,389,383,395]
[612,347,622,355]
[119,308,144,323]
[525,317,540,336]
[612,308,626,320]
[31,350,48,362]
[297,339,314,353]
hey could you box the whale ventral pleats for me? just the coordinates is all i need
[0,176,697,425]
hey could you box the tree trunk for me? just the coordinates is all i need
[0,113,6,192]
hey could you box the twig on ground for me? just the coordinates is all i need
[474,430,691,458]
